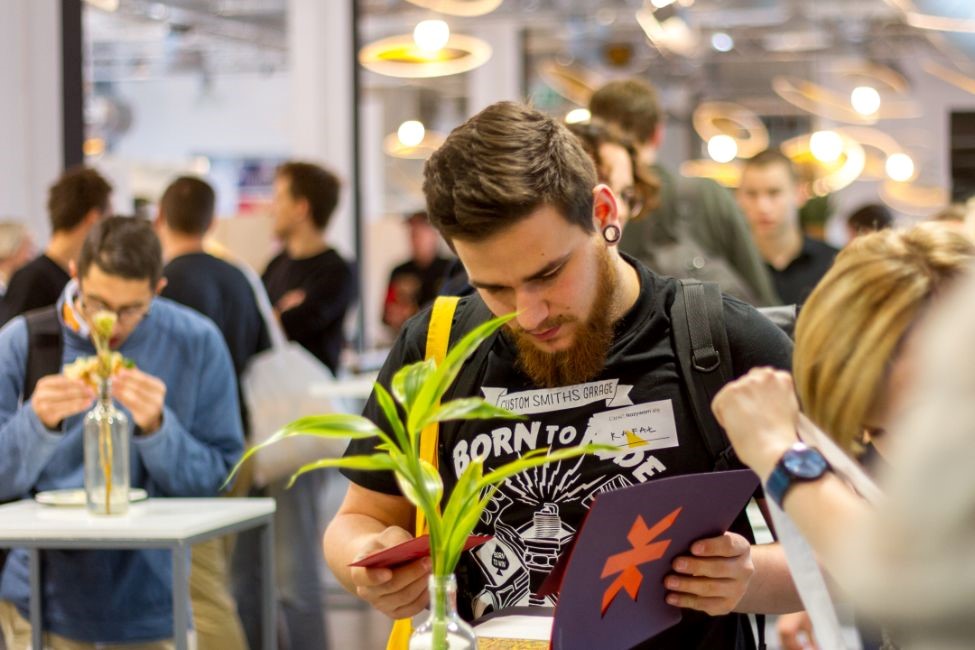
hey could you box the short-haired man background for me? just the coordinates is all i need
[589,78,779,307]
[0,217,243,648]
[736,149,839,305]
[326,102,801,649]
[1,167,112,325]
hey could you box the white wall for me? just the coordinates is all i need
[0,0,63,243]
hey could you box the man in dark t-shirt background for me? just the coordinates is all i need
[261,161,356,375]
[382,210,452,334]
[0,167,112,326]
[737,149,838,306]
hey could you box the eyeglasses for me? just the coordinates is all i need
[79,295,152,328]
[618,186,645,218]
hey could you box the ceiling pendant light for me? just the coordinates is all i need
[359,19,491,79]
[403,0,503,17]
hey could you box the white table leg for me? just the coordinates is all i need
[172,544,190,650]
[29,549,41,650]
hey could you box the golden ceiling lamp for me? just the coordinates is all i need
[692,102,770,159]
[404,0,503,17]
[835,126,913,181]
[679,159,742,188]
[884,0,975,33]
[781,131,866,195]
[880,179,950,217]
[923,60,975,94]
[359,20,491,79]
[537,61,603,107]
[383,120,446,159]
[772,64,920,125]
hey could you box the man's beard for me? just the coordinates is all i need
[510,247,618,388]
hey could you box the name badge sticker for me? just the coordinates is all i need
[587,400,679,453]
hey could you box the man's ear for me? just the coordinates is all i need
[69,260,77,279]
[154,277,168,295]
[592,183,621,232]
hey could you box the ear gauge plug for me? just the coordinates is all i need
[602,224,621,244]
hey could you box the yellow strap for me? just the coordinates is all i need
[387,296,459,650]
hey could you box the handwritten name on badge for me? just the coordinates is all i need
[587,400,679,453]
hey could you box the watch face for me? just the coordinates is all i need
[782,446,828,479]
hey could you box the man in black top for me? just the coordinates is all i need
[325,102,801,649]
[0,167,111,325]
[382,211,452,333]
[737,149,839,305]
[262,161,356,375]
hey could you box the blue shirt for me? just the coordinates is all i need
[0,291,244,643]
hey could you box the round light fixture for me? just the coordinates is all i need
[564,108,591,124]
[404,0,502,17]
[781,131,866,195]
[692,102,769,159]
[397,120,426,148]
[537,61,603,106]
[850,85,881,116]
[413,20,450,53]
[885,152,916,182]
[707,135,738,163]
[710,32,734,52]
[810,130,844,164]
[773,70,919,125]
[359,32,491,79]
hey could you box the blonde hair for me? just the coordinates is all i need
[0,221,28,259]
[794,224,975,453]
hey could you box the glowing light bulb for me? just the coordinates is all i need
[886,152,915,182]
[810,130,843,164]
[413,20,450,53]
[707,135,738,163]
[710,32,734,52]
[565,108,591,124]
[397,121,426,148]
[851,86,881,116]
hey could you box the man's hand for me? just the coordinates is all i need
[112,367,166,433]
[711,367,800,481]
[275,289,306,314]
[31,375,95,429]
[665,532,755,616]
[350,526,432,620]
[778,611,819,650]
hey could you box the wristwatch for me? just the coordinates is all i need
[765,442,830,508]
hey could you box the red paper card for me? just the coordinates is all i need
[349,534,493,569]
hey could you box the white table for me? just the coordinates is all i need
[0,498,276,650]
[309,373,378,401]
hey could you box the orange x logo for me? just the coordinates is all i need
[600,507,682,616]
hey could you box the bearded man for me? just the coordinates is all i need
[325,102,801,649]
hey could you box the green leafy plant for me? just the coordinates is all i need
[227,312,610,579]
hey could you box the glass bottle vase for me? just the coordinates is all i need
[409,574,477,650]
[83,378,130,516]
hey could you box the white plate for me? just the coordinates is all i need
[34,488,149,507]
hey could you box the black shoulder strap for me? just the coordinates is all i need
[24,306,63,401]
[672,279,737,471]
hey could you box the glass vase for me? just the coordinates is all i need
[83,378,130,516]
[409,574,477,650]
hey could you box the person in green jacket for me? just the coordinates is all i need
[590,78,780,306]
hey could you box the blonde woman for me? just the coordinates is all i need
[710,224,975,649]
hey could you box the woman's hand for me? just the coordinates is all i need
[711,367,800,481]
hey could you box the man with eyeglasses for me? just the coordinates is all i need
[0,217,244,649]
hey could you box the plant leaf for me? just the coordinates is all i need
[373,383,409,452]
[285,454,396,488]
[419,397,522,431]
[477,443,614,489]
[391,358,436,411]
[407,312,516,434]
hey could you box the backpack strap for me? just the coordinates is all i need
[671,279,737,471]
[23,306,63,402]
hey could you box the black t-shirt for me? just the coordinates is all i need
[343,262,792,649]
[769,237,838,306]
[0,254,70,326]
[262,248,356,375]
[385,256,453,313]
[161,252,270,378]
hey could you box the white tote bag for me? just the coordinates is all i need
[240,267,351,487]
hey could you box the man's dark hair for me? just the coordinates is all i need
[48,166,112,233]
[743,148,800,183]
[589,78,661,143]
[423,101,598,242]
[276,162,340,231]
[847,203,894,233]
[159,176,216,236]
[78,216,163,285]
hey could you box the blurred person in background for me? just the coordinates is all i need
[736,149,838,306]
[845,203,894,241]
[590,78,779,306]
[382,211,452,334]
[1,167,112,326]
[0,222,34,298]
[711,224,975,650]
